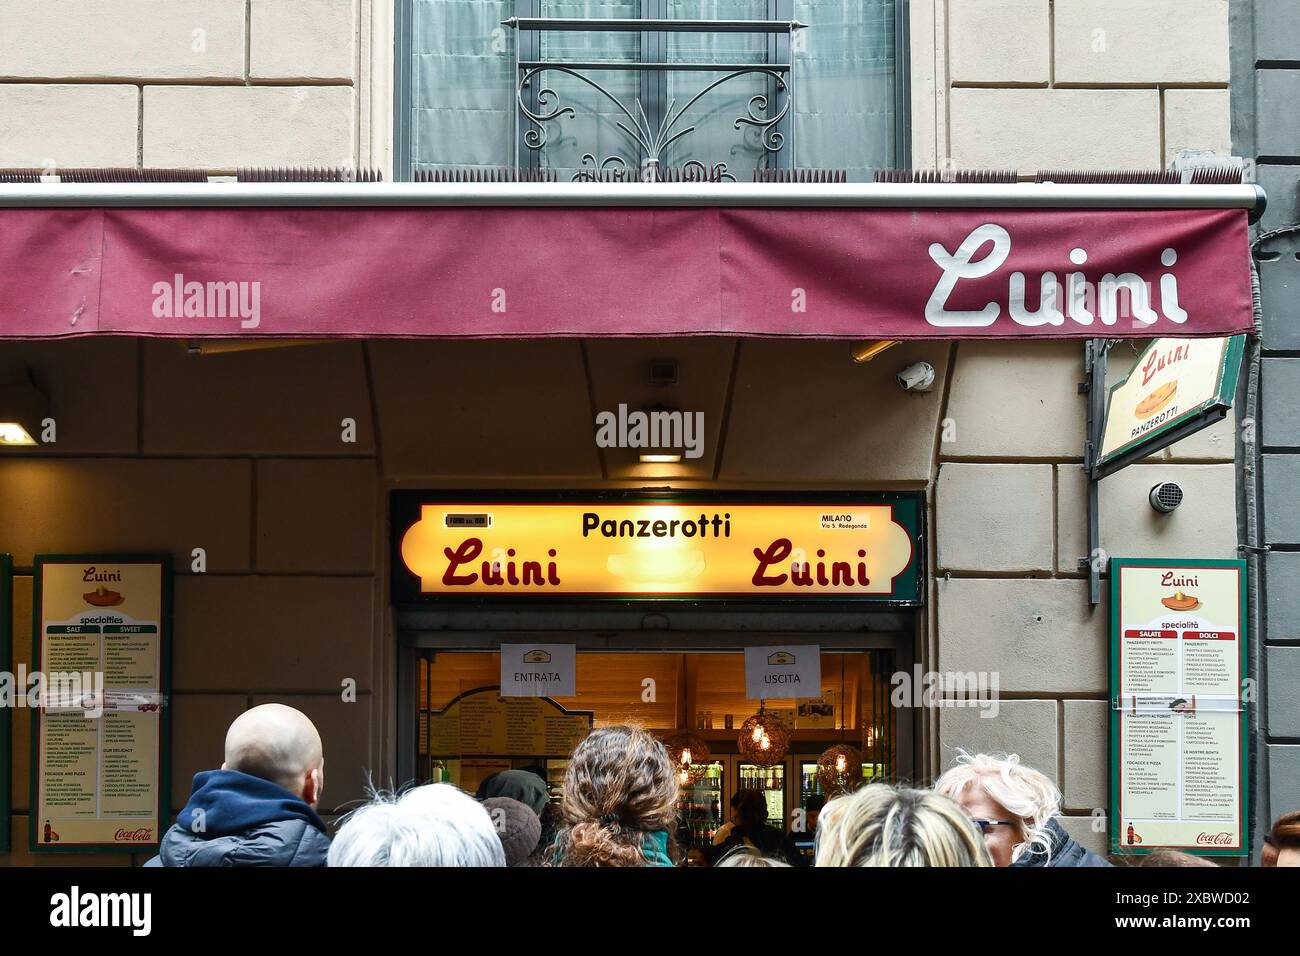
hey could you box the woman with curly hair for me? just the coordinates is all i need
[548,725,680,867]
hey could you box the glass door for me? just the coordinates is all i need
[735,758,787,830]
[677,761,725,851]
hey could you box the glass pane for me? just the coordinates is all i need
[535,0,643,177]
[408,1,899,178]
[411,0,516,172]
[689,651,861,730]
[549,652,681,727]
[416,651,683,787]
[664,0,772,178]
[793,0,897,179]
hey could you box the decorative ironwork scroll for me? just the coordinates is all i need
[506,17,801,181]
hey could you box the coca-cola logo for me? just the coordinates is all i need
[1196,831,1234,846]
[114,827,154,842]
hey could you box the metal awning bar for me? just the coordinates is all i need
[519,59,790,72]
[0,181,1265,210]
[504,17,805,33]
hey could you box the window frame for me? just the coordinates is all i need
[394,0,911,180]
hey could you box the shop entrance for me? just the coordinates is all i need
[398,629,915,863]
[391,491,922,863]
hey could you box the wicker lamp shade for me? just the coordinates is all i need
[737,706,790,767]
[817,744,864,796]
[664,733,711,785]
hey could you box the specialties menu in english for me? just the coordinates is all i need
[31,557,170,852]
[1110,559,1246,856]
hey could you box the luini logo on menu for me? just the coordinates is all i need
[151,273,261,329]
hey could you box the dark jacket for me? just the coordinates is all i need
[1010,818,1112,868]
[708,823,795,866]
[145,769,330,867]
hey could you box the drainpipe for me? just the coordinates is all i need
[1243,254,1265,861]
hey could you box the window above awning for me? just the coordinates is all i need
[0,178,1261,341]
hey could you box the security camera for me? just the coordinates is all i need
[896,361,936,393]
[1149,482,1184,513]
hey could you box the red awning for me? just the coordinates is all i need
[0,197,1255,341]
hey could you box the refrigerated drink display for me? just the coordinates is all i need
[738,762,785,830]
[800,758,875,807]
[677,762,725,849]
[799,761,821,800]
[792,762,823,864]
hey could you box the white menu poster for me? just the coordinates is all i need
[1110,559,1247,856]
[31,557,171,853]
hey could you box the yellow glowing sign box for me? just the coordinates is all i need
[392,494,923,604]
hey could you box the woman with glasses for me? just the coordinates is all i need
[935,751,1112,867]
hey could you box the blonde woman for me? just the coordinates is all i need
[714,846,791,868]
[813,783,992,867]
[934,751,1111,867]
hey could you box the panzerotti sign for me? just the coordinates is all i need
[391,493,923,604]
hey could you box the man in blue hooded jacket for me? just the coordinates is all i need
[147,703,330,867]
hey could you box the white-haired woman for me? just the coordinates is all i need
[934,751,1111,867]
[328,783,506,867]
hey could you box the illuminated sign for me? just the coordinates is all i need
[392,493,923,604]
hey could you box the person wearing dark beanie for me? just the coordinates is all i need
[484,797,542,867]
[476,769,550,817]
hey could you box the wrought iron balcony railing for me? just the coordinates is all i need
[504,16,804,183]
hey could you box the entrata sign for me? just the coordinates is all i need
[499,643,577,697]
[392,493,923,604]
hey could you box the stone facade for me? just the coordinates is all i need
[919,0,1237,860]
[1232,0,1300,860]
[914,0,1231,172]
[0,1,1241,866]
[0,0,370,172]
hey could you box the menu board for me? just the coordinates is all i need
[1110,558,1247,856]
[426,687,592,758]
[31,556,171,853]
[0,554,11,852]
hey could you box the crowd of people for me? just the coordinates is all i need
[146,703,1300,868]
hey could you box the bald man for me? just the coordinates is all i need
[147,704,330,867]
